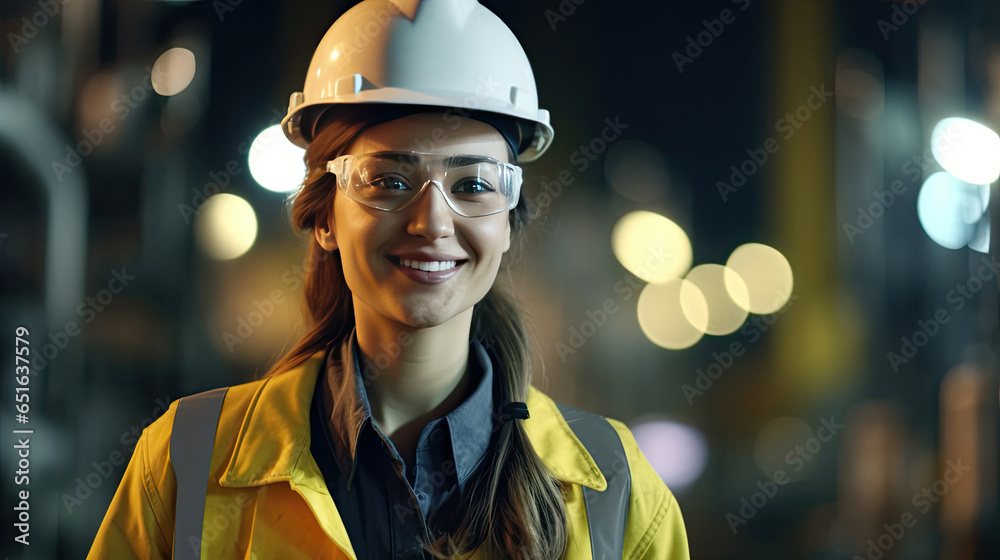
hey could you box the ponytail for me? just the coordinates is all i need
[420,285,567,559]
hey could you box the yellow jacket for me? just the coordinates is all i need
[88,351,690,559]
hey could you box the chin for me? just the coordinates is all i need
[396,313,439,329]
[388,304,446,329]
[396,302,472,330]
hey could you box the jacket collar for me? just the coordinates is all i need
[218,345,608,493]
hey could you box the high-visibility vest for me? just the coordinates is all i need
[169,388,631,560]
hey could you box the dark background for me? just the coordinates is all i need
[1,0,998,558]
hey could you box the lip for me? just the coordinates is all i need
[392,252,467,261]
[388,254,467,285]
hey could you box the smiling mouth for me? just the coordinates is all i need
[390,256,466,272]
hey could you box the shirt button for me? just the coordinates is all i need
[417,492,427,501]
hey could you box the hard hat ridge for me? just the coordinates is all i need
[388,0,477,23]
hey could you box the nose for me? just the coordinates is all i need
[405,180,456,240]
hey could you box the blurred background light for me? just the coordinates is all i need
[930,117,1000,185]
[835,49,885,121]
[631,419,709,491]
[194,193,258,260]
[604,139,670,202]
[683,264,750,336]
[637,278,708,350]
[151,47,197,97]
[966,213,990,253]
[754,417,818,483]
[248,124,308,193]
[724,243,793,314]
[917,171,987,250]
[78,71,122,130]
[611,211,692,283]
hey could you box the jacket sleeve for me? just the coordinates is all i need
[87,428,173,560]
[605,417,691,560]
[636,489,690,560]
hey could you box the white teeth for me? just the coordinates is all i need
[400,258,458,272]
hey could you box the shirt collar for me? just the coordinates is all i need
[442,339,496,484]
[218,339,608,494]
[320,329,496,490]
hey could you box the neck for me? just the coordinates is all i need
[352,301,474,437]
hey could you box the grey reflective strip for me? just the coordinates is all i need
[170,388,228,560]
[556,402,631,560]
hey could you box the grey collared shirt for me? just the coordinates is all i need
[310,330,497,559]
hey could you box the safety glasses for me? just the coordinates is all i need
[326,151,522,217]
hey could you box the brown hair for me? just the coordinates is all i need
[264,107,568,559]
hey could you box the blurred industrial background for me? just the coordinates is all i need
[2,0,999,558]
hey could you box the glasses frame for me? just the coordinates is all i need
[325,151,523,218]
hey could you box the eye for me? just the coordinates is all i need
[369,174,411,191]
[452,178,496,195]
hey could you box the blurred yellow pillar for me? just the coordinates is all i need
[766,0,862,402]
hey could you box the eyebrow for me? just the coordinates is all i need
[375,153,422,166]
[370,153,502,167]
[445,155,497,167]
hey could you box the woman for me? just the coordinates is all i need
[89,1,690,558]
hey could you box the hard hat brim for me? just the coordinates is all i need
[282,93,553,162]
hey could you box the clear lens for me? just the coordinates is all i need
[329,152,521,217]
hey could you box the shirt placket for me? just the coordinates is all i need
[372,429,433,559]
[413,422,452,520]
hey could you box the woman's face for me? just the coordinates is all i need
[316,113,513,329]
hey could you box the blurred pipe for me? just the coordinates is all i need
[836,402,908,553]
[0,90,87,560]
[994,180,999,326]
[60,0,102,114]
[834,49,885,386]
[939,364,992,560]
[917,20,965,139]
[0,91,88,368]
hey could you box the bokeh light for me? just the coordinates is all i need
[78,71,123,131]
[967,214,990,253]
[248,124,308,193]
[683,264,750,336]
[930,117,1000,185]
[611,211,692,283]
[637,278,708,350]
[917,172,987,250]
[725,243,793,314]
[151,47,197,97]
[835,50,885,120]
[631,419,708,491]
[604,139,670,202]
[194,194,258,260]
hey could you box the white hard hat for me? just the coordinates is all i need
[281,0,554,162]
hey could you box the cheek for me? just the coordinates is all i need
[469,219,511,265]
[333,196,382,246]
[332,201,377,277]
